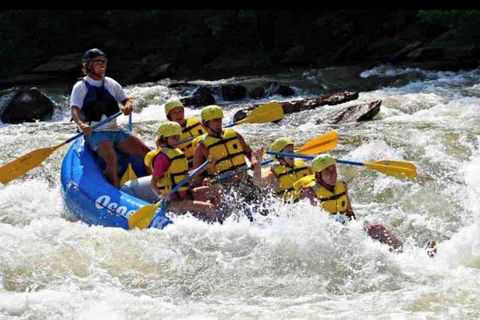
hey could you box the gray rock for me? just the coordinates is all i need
[316,99,381,124]
[1,88,55,124]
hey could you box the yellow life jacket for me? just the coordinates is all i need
[295,175,349,214]
[144,147,189,196]
[271,159,312,202]
[199,128,247,176]
[177,118,206,167]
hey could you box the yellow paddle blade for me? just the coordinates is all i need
[120,163,137,186]
[236,101,284,125]
[128,202,160,229]
[295,131,338,155]
[0,142,66,184]
[364,160,417,179]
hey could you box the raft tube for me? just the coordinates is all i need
[60,138,171,230]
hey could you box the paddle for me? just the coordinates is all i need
[127,159,210,229]
[266,151,417,179]
[0,111,123,184]
[294,130,338,155]
[224,101,284,127]
[177,101,285,145]
[119,112,138,185]
[212,131,339,183]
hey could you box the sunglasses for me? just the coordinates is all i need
[92,59,107,64]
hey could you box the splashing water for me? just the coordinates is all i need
[1,66,480,319]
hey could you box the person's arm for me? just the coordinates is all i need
[70,81,91,135]
[150,175,162,199]
[71,106,92,136]
[252,147,276,189]
[108,77,130,113]
[150,153,170,200]
[120,97,133,115]
[236,132,252,161]
[343,183,356,220]
[300,188,318,206]
[191,143,208,187]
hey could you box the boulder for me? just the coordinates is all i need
[281,91,359,114]
[221,84,247,101]
[248,86,266,99]
[315,100,381,124]
[265,81,295,97]
[1,88,55,124]
[180,86,216,108]
[248,82,295,99]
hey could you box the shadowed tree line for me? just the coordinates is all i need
[0,10,479,84]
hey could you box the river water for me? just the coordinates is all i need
[1,65,479,319]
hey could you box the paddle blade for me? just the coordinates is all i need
[236,101,284,125]
[128,203,160,229]
[0,142,65,184]
[295,131,338,155]
[120,163,137,186]
[364,160,417,179]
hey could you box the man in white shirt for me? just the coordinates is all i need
[70,48,149,187]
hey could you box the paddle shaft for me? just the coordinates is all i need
[223,122,238,128]
[170,159,210,195]
[267,151,363,166]
[212,159,274,183]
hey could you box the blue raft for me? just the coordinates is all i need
[60,138,171,230]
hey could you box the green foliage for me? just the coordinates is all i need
[252,50,272,69]
[203,11,235,37]
[418,10,480,41]
[0,10,477,81]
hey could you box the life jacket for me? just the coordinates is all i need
[144,147,189,196]
[80,79,119,123]
[177,118,206,167]
[294,175,349,214]
[271,159,311,202]
[199,128,247,176]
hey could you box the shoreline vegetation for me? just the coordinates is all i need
[0,10,479,90]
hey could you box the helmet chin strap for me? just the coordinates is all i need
[278,157,292,167]
[205,121,222,137]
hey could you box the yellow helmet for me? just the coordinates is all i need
[164,99,184,116]
[156,121,182,139]
[269,137,294,152]
[201,105,224,122]
[311,154,336,172]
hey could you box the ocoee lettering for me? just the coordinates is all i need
[95,195,136,218]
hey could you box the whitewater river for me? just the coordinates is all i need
[1,65,479,319]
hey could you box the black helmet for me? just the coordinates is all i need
[82,48,106,64]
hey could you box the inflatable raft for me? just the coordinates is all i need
[60,138,171,230]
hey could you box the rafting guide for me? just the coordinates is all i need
[70,48,150,188]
